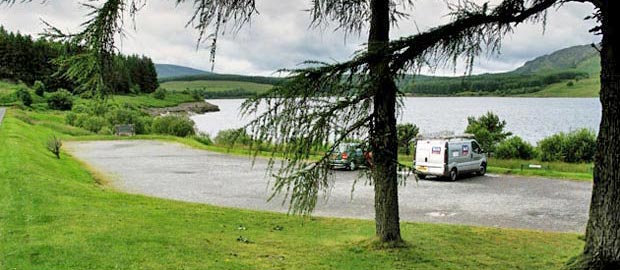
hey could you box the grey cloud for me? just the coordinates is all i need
[0,0,601,76]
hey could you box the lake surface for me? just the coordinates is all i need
[192,97,602,144]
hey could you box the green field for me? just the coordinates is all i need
[0,108,585,269]
[160,80,273,93]
[525,77,600,97]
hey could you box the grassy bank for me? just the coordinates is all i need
[0,107,585,269]
[487,158,593,181]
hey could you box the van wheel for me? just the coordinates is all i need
[349,161,356,171]
[449,168,458,181]
[479,164,487,176]
[417,174,426,180]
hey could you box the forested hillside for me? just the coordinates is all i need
[155,64,211,79]
[0,26,158,94]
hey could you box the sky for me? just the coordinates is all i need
[0,0,601,76]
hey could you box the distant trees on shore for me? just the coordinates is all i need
[0,26,158,95]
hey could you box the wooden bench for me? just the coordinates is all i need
[115,124,135,136]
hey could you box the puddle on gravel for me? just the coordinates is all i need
[426,211,457,217]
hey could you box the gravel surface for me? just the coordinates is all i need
[67,140,592,233]
[0,107,5,126]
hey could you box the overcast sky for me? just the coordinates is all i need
[0,0,600,76]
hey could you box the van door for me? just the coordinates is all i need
[470,140,484,170]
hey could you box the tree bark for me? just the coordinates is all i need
[368,0,402,243]
[582,1,620,268]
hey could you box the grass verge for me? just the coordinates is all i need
[0,108,585,269]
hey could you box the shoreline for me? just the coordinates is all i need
[146,101,220,116]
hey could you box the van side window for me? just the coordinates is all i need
[472,141,481,153]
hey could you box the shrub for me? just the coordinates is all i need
[193,133,213,146]
[105,106,150,134]
[566,81,574,87]
[214,128,252,146]
[465,112,512,154]
[151,115,195,137]
[538,129,596,163]
[33,80,46,96]
[153,88,167,100]
[98,126,114,135]
[16,88,32,107]
[495,136,536,160]
[81,116,106,133]
[47,89,73,111]
[65,112,78,126]
[46,135,62,159]
[397,123,419,155]
[190,89,205,101]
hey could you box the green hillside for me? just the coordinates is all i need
[514,44,600,74]
[155,64,211,79]
[159,44,601,98]
[399,44,601,97]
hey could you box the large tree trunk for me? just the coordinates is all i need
[582,1,620,268]
[368,0,402,243]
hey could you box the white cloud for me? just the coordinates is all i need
[0,0,600,76]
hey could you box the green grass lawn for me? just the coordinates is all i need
[487,158,593,181]
[160,80,273,93]
[526,76,600,97]
[0,108,585,269]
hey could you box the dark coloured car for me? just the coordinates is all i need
[329,143,370,170]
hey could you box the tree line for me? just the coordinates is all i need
[0,26,158,94]
[400,71,589,96]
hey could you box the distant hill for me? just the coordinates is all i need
[160,44,601,98]
[399,44,601,97]
[155,64,211,79]
[513,44,600,75]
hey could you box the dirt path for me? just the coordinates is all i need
[67,140,592,233]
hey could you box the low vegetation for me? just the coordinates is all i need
[0,108,585,270]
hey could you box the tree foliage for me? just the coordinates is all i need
[0,26,158,94]
[465,112,512,154]
[397,123,419,155]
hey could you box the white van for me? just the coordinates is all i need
[414,134,487,181]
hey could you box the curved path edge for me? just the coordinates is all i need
[66,140,592,233]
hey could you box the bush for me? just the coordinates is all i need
[190,89,205,101]
[397,123,419,155]
[47,89,73,111]
[495,136,536,160]
[153,88,167,100]
[214,128,252,146]
[105,106,150,134]
[465,112,512,154]
[538,129,596,163]
[151,115,195,137]
[65,112,78,126]
[81,116,106,133]
[33,80,46,96]
[98,126,114,135]
[193,133,213,146]
[46,135,62,159]
[16,88,32,107]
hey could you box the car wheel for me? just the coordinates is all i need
[449,168,458,181]
[479,163,487,176]
[349,161,356,171]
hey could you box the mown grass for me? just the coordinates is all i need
[0,108,585,269]
[487,158,593,181]
[160,80,272,93]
